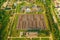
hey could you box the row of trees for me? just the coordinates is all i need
[0,9,10,40]
[43,0,60,40]
[0,0,11,40]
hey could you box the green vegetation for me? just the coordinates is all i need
[9,14,19,37]
[0,0,6,7]
[16,1,44,14]
[8,38,30,40]
[0,9,10,40]
[26,29,50,37]
[32,38,40,40]
[43,0,60,40]
[41,38,50,40]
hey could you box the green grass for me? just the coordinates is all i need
[32,38,40,40]
[8,38,30,40]
[9,14,20,37]
[41,38,50,40]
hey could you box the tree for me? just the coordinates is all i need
[0,9,10,40]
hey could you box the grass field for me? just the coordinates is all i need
[41,38,50,40]
[8,38,51,40]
